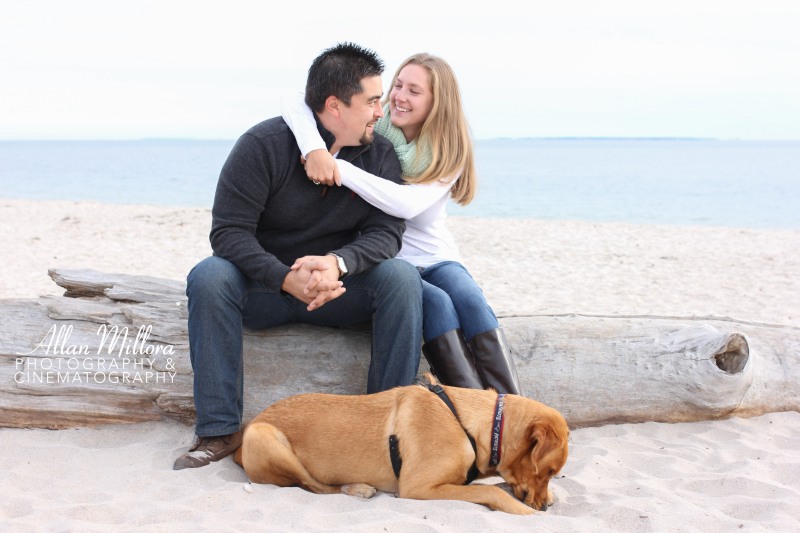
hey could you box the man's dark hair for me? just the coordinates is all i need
[305,42,385,113]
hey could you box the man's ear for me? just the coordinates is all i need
[324,95,340,117]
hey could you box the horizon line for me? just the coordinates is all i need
[1,135,799,143]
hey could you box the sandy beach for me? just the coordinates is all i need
[1,198,799,532]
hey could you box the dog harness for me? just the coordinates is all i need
[388,384,507,485]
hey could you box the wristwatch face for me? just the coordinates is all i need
[336,255,348,277]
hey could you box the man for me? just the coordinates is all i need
[174,43,423,470]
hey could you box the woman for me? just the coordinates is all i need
[283,53,521,395]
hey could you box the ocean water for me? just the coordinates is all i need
[1,138,798,229]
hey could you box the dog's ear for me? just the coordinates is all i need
[528,425,549,475]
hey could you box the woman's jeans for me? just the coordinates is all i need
[186,256,423,437]
[419,261,499,343]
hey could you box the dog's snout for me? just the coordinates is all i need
[540,502,548,512]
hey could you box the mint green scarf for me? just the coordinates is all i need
[374,104,433,178]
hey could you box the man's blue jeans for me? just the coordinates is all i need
[419,261,499,343]
[186,256,423,437]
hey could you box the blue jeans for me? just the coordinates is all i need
[419,261,499,343]
[186,256,423,437]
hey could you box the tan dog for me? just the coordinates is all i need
[234,376,569,515]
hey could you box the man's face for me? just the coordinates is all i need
[337,75,384,147]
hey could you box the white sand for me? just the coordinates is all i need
[1,198,799,532]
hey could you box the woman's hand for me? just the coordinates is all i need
[302,149,341,186]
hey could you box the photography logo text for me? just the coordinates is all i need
[14,324,177,385]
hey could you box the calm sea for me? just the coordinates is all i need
[1,138,798,229]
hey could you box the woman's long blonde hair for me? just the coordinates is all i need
[385,53,476,205]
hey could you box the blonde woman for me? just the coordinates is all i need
[283,53,521,395]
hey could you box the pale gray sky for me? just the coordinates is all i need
[2,0,799,140]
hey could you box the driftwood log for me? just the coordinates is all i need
[1,268,797,429]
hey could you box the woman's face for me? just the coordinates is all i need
[389,64,434,142]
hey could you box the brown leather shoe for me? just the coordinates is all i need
[173,430,243,470]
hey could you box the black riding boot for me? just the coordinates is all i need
[422,329,483,389]
[468,328,523,395]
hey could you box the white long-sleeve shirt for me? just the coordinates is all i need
[282,93,462,268]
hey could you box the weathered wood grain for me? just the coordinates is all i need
[1,268,797,429]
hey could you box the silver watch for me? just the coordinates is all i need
[327,253,348,279]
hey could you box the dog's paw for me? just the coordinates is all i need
[341,483,377,499]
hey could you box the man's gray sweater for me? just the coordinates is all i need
[209,117,405,292]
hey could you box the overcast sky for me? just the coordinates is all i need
[2,0,799,141]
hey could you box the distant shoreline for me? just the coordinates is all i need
[2,136,799,143]
[2,139,797,230]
